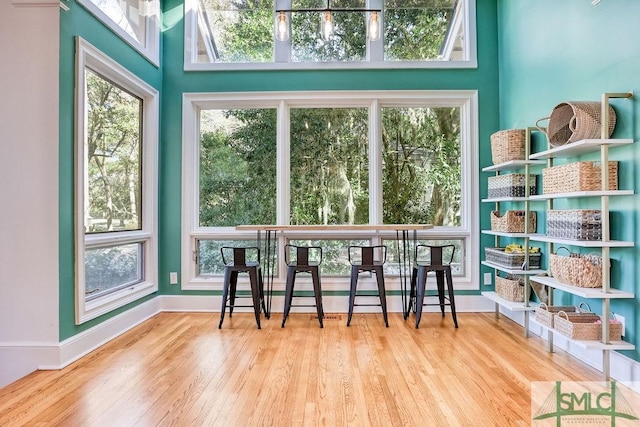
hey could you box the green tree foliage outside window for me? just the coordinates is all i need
[290,108,369,225]
[199,109,277,227]
[382,107,460,226]
[85,70,142,233]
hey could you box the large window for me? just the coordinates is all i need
[182,91,478,291]
[185,0,476,69]
[78,0,161,65]
[76,38,158,324]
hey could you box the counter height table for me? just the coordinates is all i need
[235,224,433,319]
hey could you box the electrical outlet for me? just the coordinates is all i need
[169,272,178,285]
[614,313,625,337]
[483,272,492,285]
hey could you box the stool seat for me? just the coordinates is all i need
[409,244,458,329]
[282,245,324,328]
[218,246,267,329]
[347,245,389,327]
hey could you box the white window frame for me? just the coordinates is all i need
[183,0,477,71]
[77,0,161,66]
[181,90,479,292]
[75,37,159,324]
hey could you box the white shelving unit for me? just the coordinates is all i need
[481,129,541,336]
[527,92,635,381]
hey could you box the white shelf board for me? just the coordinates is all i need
[529,190,634,200]
[482,230,531,238]
[529,275,635,299]
[530,318,635,351]
[481,291,536,312]
[482,160,546,173]
[482,196,529,203]
[481,261,547,276]
[529,139,633,160]
[527,234,635,247]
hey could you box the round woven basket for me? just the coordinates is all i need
[536,102,616,147]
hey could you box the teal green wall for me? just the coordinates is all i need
[159,0,501,296]
[59,1,500,337]
[498,0,640,361]
[59,2,163,340]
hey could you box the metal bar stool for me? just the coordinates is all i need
[347,245,389,327]
[281,244,324,328]
[409,244,458,329]
[218,246,267,329]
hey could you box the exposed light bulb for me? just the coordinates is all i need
[276,11,289,41]
[368,12,379,41]
[321,11,334,40]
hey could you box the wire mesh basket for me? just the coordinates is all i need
[487,174,537,198]
[546,209,602,240]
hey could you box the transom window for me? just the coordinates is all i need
[184,0,476,69]
[78,0,161,65]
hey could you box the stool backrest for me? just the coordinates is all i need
[348,245,387,266]
[284,244,323,266]
[220,246,261,266]
[414,244,456,266]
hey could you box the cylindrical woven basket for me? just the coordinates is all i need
[490,210,537,233]
[554,311,622,341]
[536,101,616,147]
[542,161,618,194]
[495,275,524,302]
[548,247,604,288]
[490,129,526,164]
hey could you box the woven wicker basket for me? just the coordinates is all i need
[487,174,537,198]
[495,275,524,302]
[485,247,542,269]
[536,102,617,147]
[546,209,602,240]
[554,311,622,341]
[490,210,537,233]
[535,302,591,328]
[543,161,618,194]
[548,247,603,288]
[490,129,526,164]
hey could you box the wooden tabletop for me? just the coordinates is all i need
[235,224,433,231]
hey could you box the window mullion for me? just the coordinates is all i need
[277,100,290,224]
[369,99,382,224]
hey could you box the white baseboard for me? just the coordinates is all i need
[0,343,59,388]
[1,294,638,392]
[0,298,161,388]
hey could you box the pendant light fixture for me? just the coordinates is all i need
[275,1,382,42]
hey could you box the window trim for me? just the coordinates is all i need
[183,0,477,71]
[75,37,159,324]
[181,90,479,291]
[77,0,161,67]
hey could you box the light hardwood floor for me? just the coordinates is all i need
[0,312,601,426]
